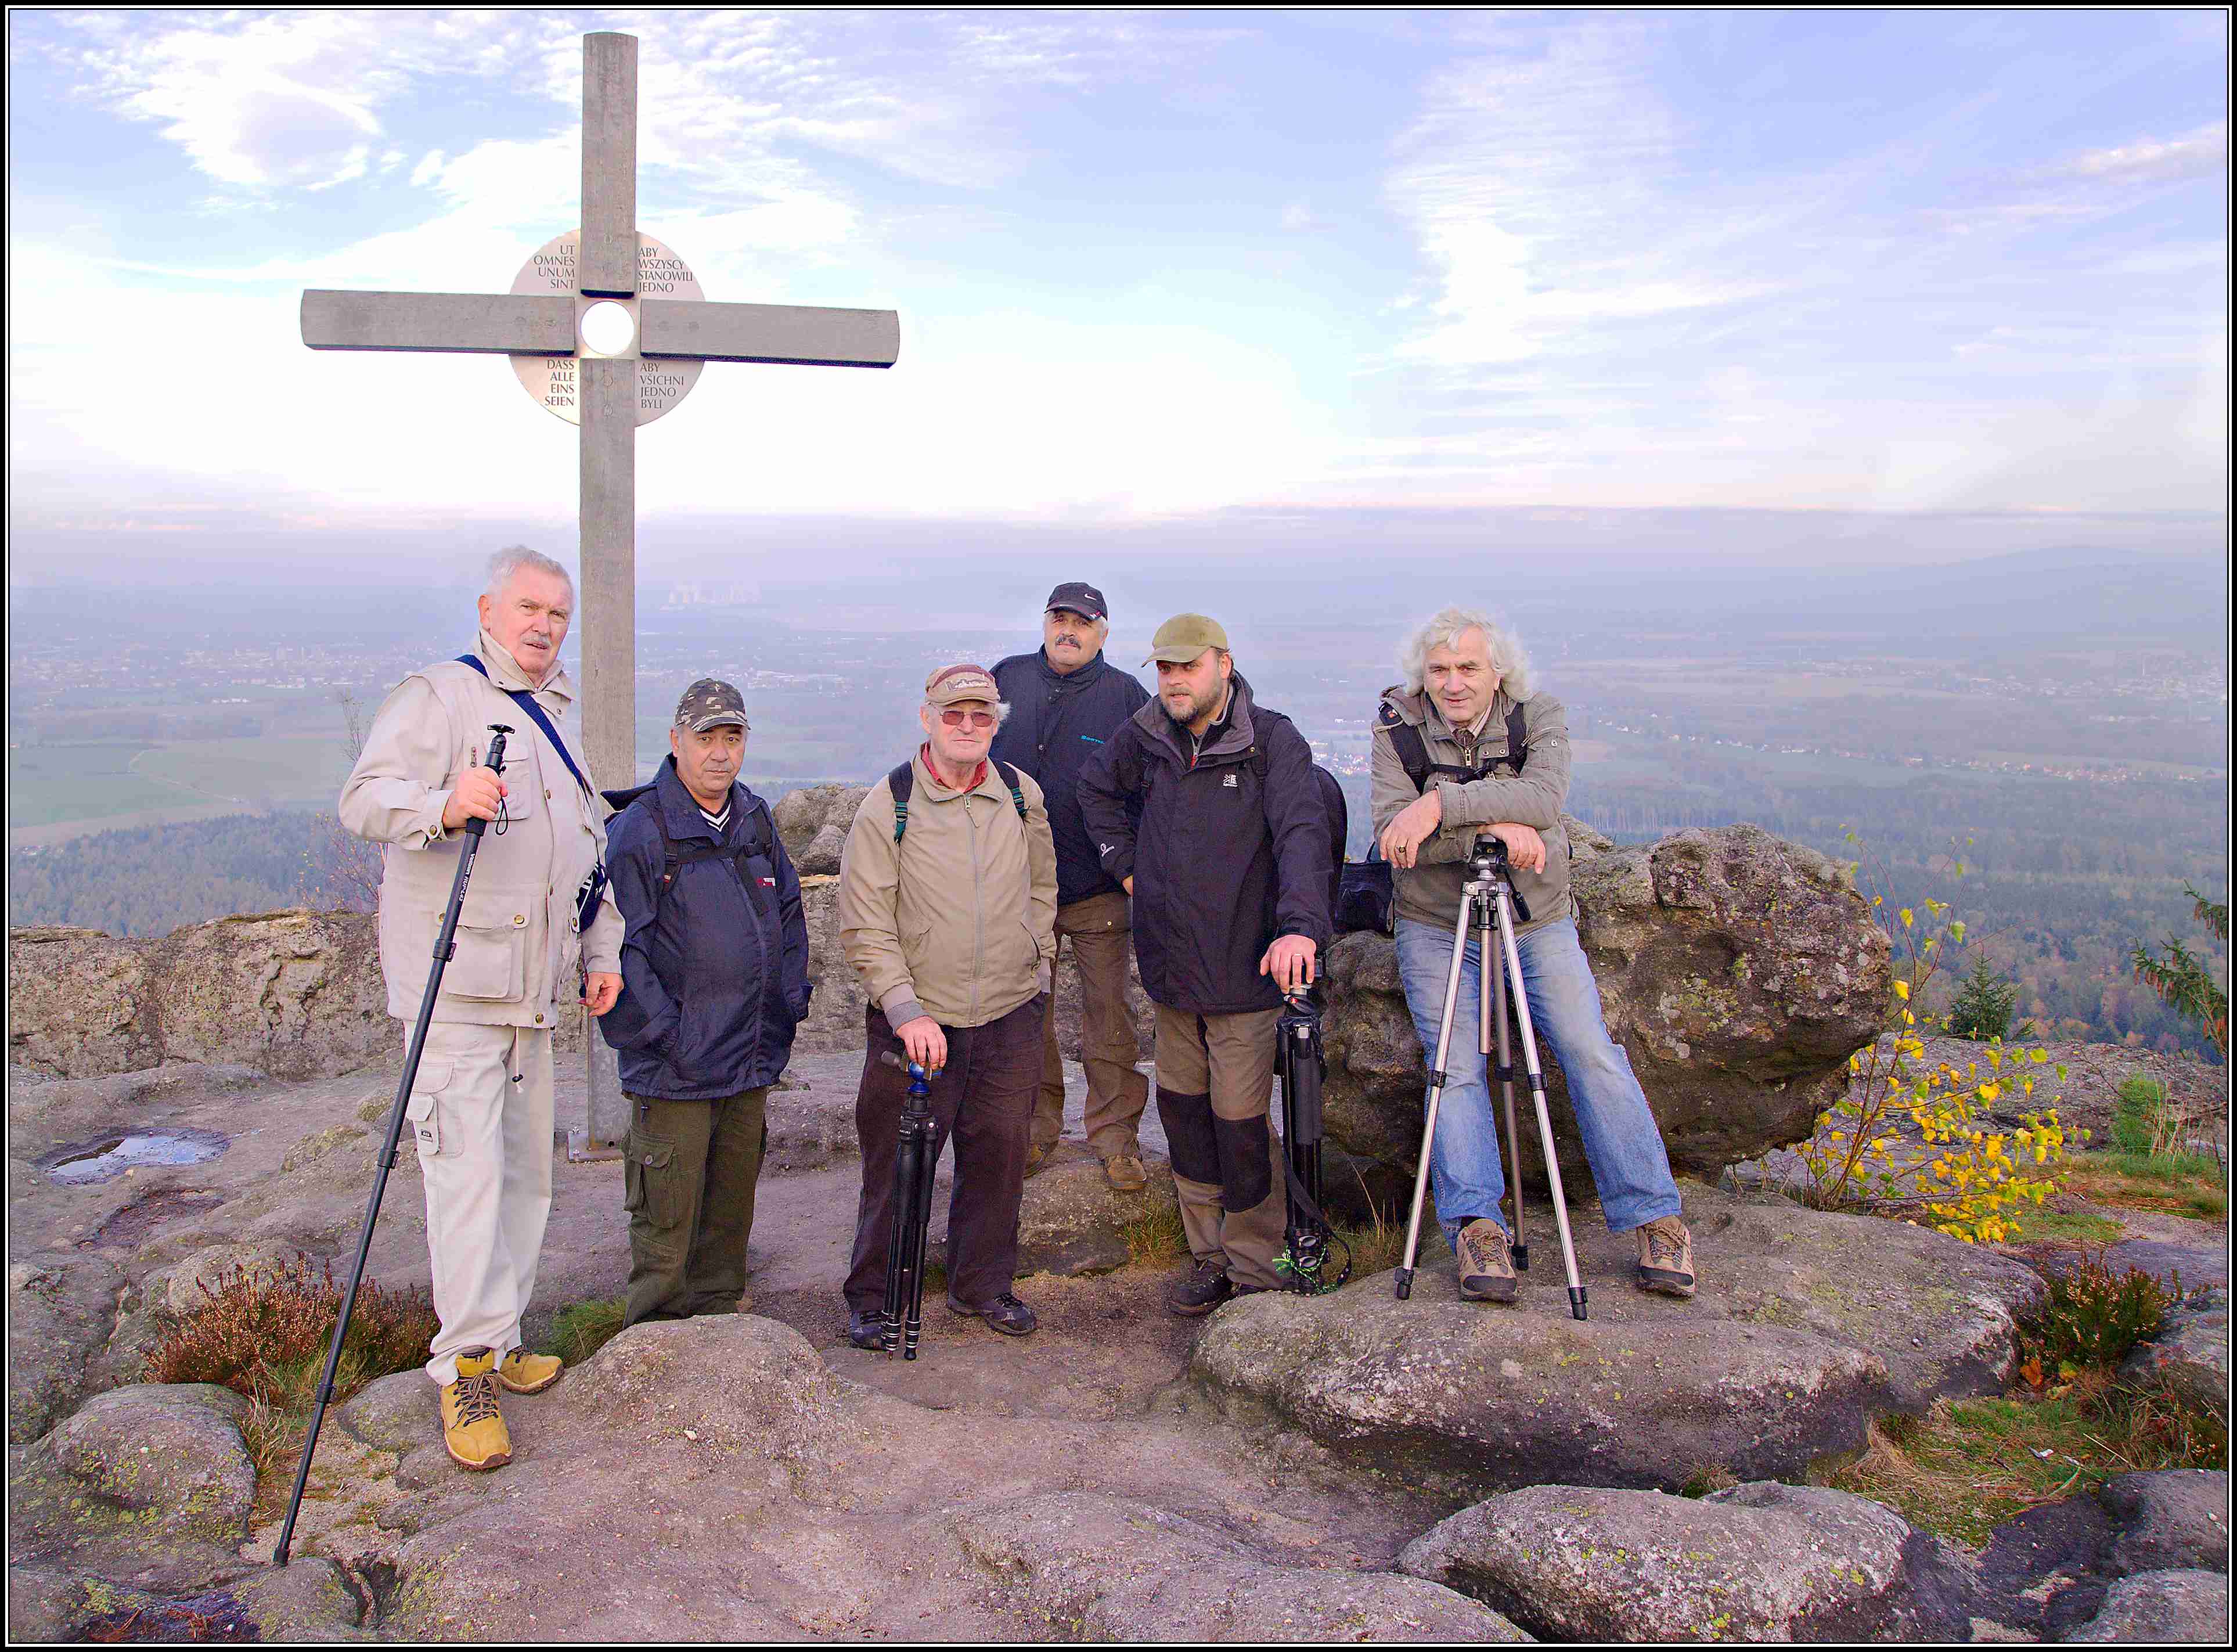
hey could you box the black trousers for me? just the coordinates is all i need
[845,995,1044,1313]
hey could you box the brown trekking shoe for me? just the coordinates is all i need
[1635,1215,1696,1298]
[1024,1142,1054,1178]
[1455,1219,1518,1303]
[1102,1153,1148,1193]
[440,1348,511,1471]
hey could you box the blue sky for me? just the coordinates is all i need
[8,9,2227,568]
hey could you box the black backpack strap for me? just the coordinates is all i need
[993,761,1029,822]
[1379,700,1437,795]
[888,761,915,843]
[1504,702,1529,773]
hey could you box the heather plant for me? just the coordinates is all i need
[2020,1250,2174,1372]
[144,1253,437,1409]
[1797,834,2074,1243]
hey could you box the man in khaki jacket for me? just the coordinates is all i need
[340,546,624,1473]
[836,663,1058,1346]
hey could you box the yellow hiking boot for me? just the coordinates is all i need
[495,1348,564,1395]
[440,1348,511,1471]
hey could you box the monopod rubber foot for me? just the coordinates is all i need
[1568,1286,1588,1322]
[1513,1244,1530,1272]
[1394,1269,1414,1301]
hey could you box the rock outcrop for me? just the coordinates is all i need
[1187,1180,2041,1500]
[2098,1470,2231,1576]
[2121,1287,2230,1424]
[2062,1569,2228,1643]
[1324,822,1891,1182]
[1399,1480,1933,1641]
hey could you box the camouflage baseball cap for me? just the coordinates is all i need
[673,678,750,732]
[1143,613,1229,665]
[924,662,1000,706]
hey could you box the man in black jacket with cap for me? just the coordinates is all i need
[1078,614,1332,1315]
[990,581,1154,1192]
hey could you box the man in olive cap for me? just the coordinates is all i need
[990,581,1154,1191]
[601,678,811,1327]
[1079,616,1333,1315]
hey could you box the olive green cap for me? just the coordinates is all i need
[1143,613,1229,665]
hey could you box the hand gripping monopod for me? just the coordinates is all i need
[275,724,512,1565]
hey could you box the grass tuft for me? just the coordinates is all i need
[1118,1201,1190,1266]
[547,1298,628,1366]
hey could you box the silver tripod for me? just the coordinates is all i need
[1393,834,1587,1320]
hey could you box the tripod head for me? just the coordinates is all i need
[1463,834,1532,924]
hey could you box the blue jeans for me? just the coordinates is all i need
[1394,915,1681,1250]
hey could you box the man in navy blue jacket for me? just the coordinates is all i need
[990,581,1154,1192]
[601,679,810,1327]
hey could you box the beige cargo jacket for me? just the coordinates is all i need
[837,750,1058,1030]
[339,630,624,1029]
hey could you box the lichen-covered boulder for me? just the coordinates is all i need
[8,1253,125,1443]
[961,1491,1531,1641]
[6,926,159,1077]
[1400,1481,1928,1641]
[1188,1181,2040,1499]
[1323,822,1889,1181]
[929,1142,1180,1277]
[48,1383,256,1543]
[2098,1470,2231,1575]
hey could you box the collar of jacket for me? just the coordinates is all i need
[1136,670,1258,766]
[911,746,1007,802]
[654,754,744,844]
[474,628,574,706]
[1033,646,1108,688]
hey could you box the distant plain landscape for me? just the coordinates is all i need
[8,542,2227,1061]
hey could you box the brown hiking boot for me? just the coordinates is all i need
[1455,1219,1518,1302]
[440,1348,511,1471]
[1635,1215,1696,1298]
[1102,1153,1148,1193]
[1024,1141,1054,1178]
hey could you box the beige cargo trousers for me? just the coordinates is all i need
[406,1021,556,1384]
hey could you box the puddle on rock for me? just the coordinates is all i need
[37,1128,230,1186]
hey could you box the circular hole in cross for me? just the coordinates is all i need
[579,301,636,357]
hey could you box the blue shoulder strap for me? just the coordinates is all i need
[456,654,596,804]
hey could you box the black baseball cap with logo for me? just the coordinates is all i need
[1044,581,1108,622]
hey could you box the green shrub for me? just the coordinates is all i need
[2020,1250,2173,1371]
[1947,955,2020,1041]
[2112,1076,2169,1155]
[144,1254,436,1409]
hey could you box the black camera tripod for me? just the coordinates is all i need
[1393,834,1587,1320]
[1273,989,1350,1293]
[881,1059,939,1359]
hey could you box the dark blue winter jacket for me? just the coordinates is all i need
[601,758,810,1100]
[989,647,1150,906]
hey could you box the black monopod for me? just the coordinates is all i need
[274,724,511,1565]
[881,1059,940,1359]
[1274,989,1351,1293]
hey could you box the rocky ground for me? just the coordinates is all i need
[10,1043,2229,1642]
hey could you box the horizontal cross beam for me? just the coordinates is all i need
[638,299,899,368]
[301,290,575,354]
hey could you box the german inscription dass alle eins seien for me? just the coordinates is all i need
[510,229,705,424]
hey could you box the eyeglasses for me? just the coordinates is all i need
[939,707,997,729]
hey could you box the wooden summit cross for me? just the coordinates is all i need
[301,31,898,1155]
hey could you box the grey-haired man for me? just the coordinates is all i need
[341,546,624,1473]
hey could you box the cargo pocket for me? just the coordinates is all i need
[444,891,528,1001]
[405,1061,454,1157]
[623,1133,685,1228]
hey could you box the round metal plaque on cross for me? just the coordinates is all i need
[507,229,705,425]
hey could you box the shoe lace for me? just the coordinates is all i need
[451,1370,502,1427]
[1645,1221,1686,1265]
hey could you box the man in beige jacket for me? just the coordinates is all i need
[340,546,624,1472]
[837,663,1058,1346]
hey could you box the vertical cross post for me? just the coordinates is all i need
[579,32,639,1153]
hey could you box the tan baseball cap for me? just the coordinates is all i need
[924,662,1000,706]
[1143,613,1229,665]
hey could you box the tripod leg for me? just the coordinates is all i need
[1489,911,1529,1273]
[1396,902,1474,1301]
[1496,894,1588,1322]
[903,1126,934,1361]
